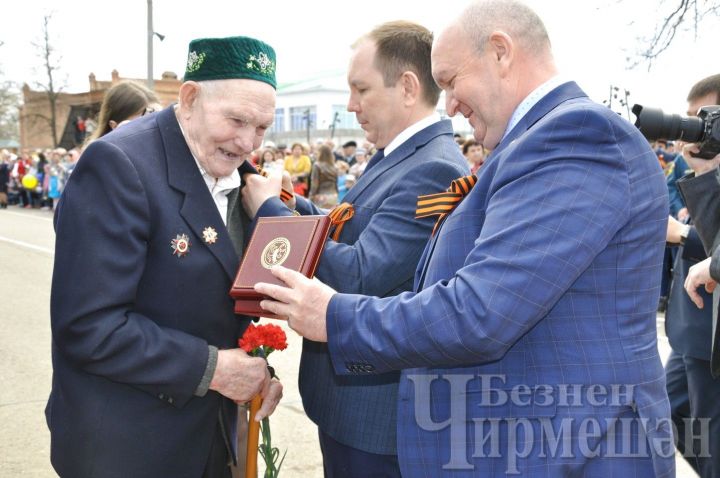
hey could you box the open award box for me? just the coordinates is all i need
[230,215,332,318]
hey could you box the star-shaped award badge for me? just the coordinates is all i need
[202,226,218,245]
[170,233,191,257]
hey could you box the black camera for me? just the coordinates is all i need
[632,103,720,159]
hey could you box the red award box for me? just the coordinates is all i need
[230,215,332,318]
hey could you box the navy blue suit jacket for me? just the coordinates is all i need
[47,107,250,477]
[324,83,675,476]
[257,119,469,454]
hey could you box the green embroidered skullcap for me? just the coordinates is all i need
[184,36,277,89]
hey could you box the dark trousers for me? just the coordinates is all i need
[202,424,232,478]
[666,350,720,478]
[318,429,401,478]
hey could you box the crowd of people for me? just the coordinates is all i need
[0,147,80,210]
[247,134,483,210]
[0,131,483,215]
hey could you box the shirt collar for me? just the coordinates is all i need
[193,156,241,196]
[502,76,568,141]
[384,113,441,157]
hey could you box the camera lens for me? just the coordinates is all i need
[632,104,705,143]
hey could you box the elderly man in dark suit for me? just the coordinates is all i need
[47,36,282,478]
[242,20,468,478]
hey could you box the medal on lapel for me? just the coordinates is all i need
[202,226,218,245]
[171,233,191,257]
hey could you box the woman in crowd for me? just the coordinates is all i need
[86,81,160,143]
[256,148,277,171]
[309,144,339,208]
[283,142,312,196]
[463,138,485,174]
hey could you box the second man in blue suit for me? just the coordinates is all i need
[243,20,468,478]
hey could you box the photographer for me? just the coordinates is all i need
[667,72,720,478]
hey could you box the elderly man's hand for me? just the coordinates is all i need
[254,266,336,342]
[242,172,282,219]
[209,349,270,402]
[255,378,283,421]
[685,256,717,308]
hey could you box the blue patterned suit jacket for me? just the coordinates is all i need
[325,82,675,476]
[257,119,469,454]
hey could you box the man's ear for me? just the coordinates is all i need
[177,81,201,118]
[399,71,421,107]
[488,31,514,77]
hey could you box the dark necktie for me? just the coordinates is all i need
[363,149,385,174]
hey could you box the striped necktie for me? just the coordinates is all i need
[415,174,477,235]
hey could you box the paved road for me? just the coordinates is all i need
[0,206,697,477]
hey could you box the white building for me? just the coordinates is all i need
[266,71,472,148]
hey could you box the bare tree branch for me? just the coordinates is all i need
[32,13,64,147]
[628,0,720,69]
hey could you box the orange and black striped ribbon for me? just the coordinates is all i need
[327,203,354,241]
[416,174,477,235]
[257,168,295,204]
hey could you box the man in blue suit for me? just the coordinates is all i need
[243,21,468,477]
[254,1,675,476]
[47,37,282,477]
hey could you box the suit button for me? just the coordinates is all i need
[363,364,375,373]
[345,363,353,373]
[158,393,166,400]
[167,396,175,405]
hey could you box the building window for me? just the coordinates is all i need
[331,105,358,129]
[273,107,284,132]
[290,106,316,131]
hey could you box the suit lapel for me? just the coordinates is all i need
[343,120,456,205]
[158,107,240,281]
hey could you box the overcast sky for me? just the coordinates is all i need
[2,0,719,118]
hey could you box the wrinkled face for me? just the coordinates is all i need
[181,79,275,178]
[347,39,405,149]
[432,25,509,149]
